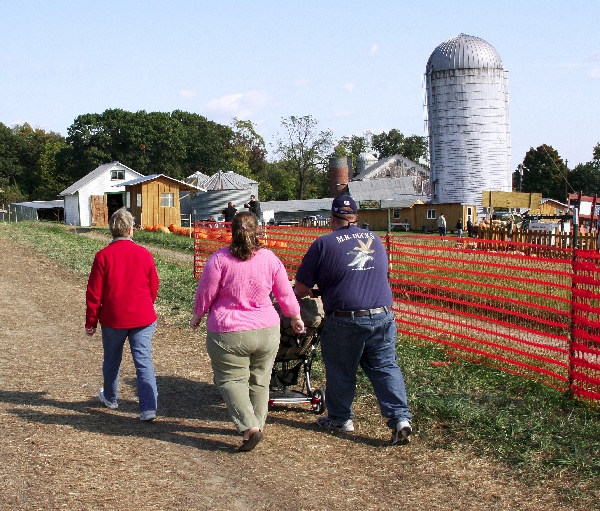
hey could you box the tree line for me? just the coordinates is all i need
[513,143,600,202]
[4,107,595,206]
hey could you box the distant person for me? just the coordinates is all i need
[85,207,159,421]
[467,217,473,238]
[437,214,447,236]
[189,212,304,451]
[222,202,237,223]
[244,195,262,221]
[456,218,463,238]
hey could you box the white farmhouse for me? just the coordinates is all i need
[59,161,143,227]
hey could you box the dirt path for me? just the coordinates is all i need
[0,235,585,511]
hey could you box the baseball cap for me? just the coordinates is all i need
[331,195,358,214]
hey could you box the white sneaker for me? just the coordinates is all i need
[98,389,118,410]
[140,410,157,421]
[316,416,354,432]
[391,419,412,445]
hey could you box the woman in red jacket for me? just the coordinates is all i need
[85,208,159,421]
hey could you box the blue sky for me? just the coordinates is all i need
[1,0,598,169]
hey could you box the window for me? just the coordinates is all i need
[393,209,400,219]
[137,194,142,207]
[111,170,125,180]
[427,209,436,220]
[467,207,473,218]
[161,193,174,208]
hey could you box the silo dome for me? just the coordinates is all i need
[425,34,511,207]
[356,152,378,174]
[426,33,504,73]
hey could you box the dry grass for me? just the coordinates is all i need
[0,228,594,511]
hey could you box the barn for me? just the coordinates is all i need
[59,162,143,226]
[120,174,204,228]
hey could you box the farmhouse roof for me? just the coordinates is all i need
[353,154,429,181]
[541,198,569,208]
[202,170,257,191]
[118,174,205,191]
[348,178,428,203]
[59,161,142,196]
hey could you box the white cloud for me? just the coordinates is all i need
[344,82,356,92]
[203,90,272,119]
[589,51,600,61]
[294,78,309,87]
[590,66,600,79]
[370,44,380,55]
[179,90,197,99]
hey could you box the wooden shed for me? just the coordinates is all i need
[120,174,204,228]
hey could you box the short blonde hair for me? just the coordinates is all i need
[109,208,133,238]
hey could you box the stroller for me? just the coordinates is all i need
[268,295,326,414]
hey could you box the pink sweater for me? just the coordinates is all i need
[193,247,300,333]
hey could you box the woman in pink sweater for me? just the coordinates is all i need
[190,212,304,451]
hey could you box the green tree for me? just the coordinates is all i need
[259,161,296,201]
[515,144,568,201]
[35,138,69,199]
[371,129,428,165]
[273,115,333,200]
[0,123,23,192]
[60,109,236,182]
[568,142,600,196]
[332,133,372,174]
[227,118,268,180]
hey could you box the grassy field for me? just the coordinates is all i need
[2,220,599,503]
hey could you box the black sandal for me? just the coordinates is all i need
[238,430,263,452]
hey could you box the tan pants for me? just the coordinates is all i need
[206,325,279,433]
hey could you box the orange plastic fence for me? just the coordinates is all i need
[571,249,600,403]
[193,223,600,404]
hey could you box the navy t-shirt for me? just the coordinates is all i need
[295,225,393,314]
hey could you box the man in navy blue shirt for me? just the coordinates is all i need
[295,195,412,445]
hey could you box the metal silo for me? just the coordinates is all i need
[425,33,511,206]
[356,151,378,175]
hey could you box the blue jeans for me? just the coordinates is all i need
[320,311,411,428]
[101,321,158,413]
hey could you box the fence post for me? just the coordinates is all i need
[568,236,578,395]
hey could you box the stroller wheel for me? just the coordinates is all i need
[311,388,326,414]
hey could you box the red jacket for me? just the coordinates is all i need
[85,239,159,329]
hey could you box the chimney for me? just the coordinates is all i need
[328,156,352,198]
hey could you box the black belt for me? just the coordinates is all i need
[331,307,389,318]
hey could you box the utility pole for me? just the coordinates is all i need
[565,159,569,203]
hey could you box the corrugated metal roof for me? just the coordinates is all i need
[11,200,64,209]
[202,170,257,191]
[59,161,142,196]
[118,174,204,191]
[426,33,503,73]
[185,171,210,188]
[260,198,333,214]
[349,179,428,202]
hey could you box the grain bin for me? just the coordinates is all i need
[425,34,511,206]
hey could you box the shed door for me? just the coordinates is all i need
[91,195,108,227]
